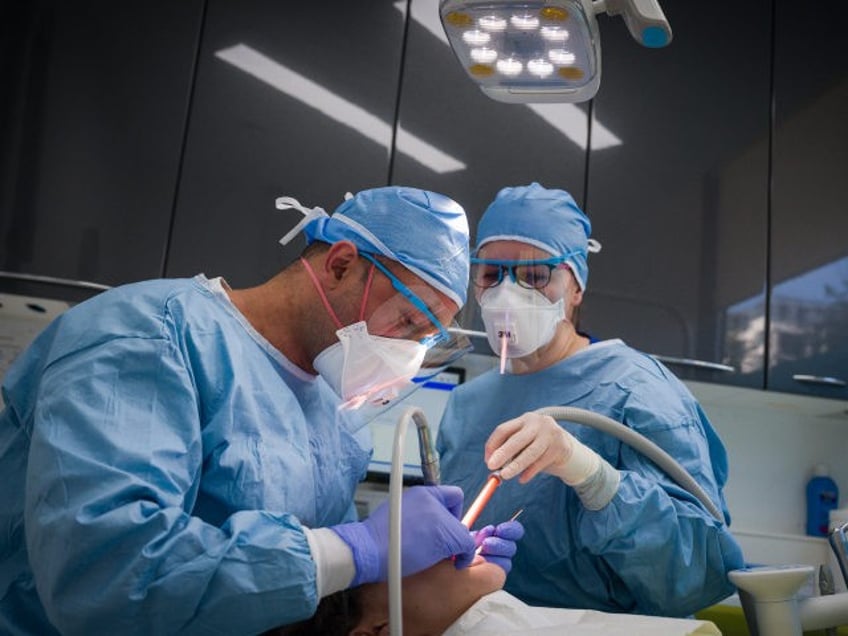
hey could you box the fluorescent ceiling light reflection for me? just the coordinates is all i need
[527,103,620,149]
[398,0,621,150]
[215,44,466,174]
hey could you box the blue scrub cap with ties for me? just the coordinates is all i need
[474,182,601,291]
[277,186,471,307]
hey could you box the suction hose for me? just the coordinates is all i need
[388,407,434,636]
[535,405,723,522]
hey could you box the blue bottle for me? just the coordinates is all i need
[807,464,839,537]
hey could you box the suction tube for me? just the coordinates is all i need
[535,405,723,522]
[388,406,438,636]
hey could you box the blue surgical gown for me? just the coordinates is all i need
[437,339,745,617]
[0,275,370,635]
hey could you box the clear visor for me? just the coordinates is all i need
[419,322,473,377]
[360,252,458,347]
[345,323,472,425]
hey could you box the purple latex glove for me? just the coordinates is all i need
[331,485,476,586]
[459,520,525,573]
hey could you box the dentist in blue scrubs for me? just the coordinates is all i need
[438,183,745,618]
[0,186,524,635]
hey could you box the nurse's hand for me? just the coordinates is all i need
[485,412,600,486]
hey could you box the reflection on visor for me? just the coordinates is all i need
[418,323,473,378]
[345,325,473,426]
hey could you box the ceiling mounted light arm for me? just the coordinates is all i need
[596,0,672,48]
[439,0,671,104]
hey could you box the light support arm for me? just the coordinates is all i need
[594,0,672,47]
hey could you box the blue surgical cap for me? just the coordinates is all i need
[302,186,470,307]
[474,182,598,290]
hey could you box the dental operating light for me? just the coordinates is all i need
[439,0,672,103]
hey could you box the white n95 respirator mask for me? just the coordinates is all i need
[479,281,566,360]
[314,321,427,410]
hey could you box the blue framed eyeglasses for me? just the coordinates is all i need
[360,253,450,346]
[470,256,571,290]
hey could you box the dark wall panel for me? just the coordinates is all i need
[0,1,203,285]
[164,1,408,287]
[583,0,772,389]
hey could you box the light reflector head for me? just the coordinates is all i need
[440,0,601,103]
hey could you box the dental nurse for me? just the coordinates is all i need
[437,183,744,617]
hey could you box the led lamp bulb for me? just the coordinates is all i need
[541,26,570,42]
[479,15,508,31]
[496,57,523,76]
[548,48,576,65]
[527,58,554,77]
[510,13,540,30]
[463,29,491,45]
[470,47,498,63]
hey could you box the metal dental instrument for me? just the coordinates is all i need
[461,472,502,529]
[415,410,440,485]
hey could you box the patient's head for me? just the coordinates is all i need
[271,557,506,636]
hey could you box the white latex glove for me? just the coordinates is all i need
[485,412,600,486]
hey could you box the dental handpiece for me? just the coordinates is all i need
[461,472,502,529]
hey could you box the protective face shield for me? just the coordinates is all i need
[313,321,427,410]
[301,253,470,411]
[479,280,566,364]
[342,326,473,428]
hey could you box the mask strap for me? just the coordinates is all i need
[300,257,344,330]
[359,264,376,322]
[277,196,328,246]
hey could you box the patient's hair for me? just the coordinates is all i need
[264,588,362,636]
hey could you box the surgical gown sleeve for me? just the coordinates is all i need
[574,393,744,616]
[24,332,319,634]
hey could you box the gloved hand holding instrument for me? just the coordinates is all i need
[331,485,476,586]
[457,471,525,572]
[465,511,525,573]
